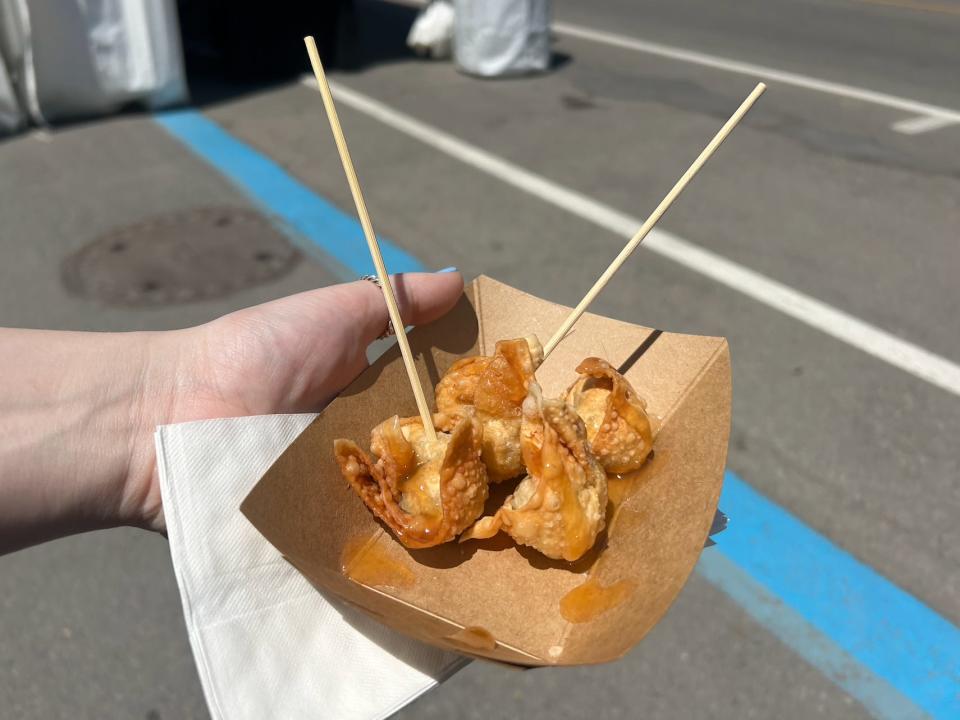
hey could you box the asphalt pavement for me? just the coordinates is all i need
[1,0,958,718]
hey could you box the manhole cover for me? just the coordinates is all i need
[62,206,301,306]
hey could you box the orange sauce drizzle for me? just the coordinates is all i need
[606,473,640,511]
[341,536,415,590]
[559,578,636,623]
[605,450,667,526]
[399,459,443,534]
[540,432,592,563]
[445,626,497,651]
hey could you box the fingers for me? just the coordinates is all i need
[352,271,465,347]
[204,271,465,416]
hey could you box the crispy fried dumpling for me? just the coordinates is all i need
[564,357,654,474]
[461,385,607,562]
[435,336,543,483]
[334,412,488,549]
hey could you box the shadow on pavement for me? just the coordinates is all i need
[181,0,573,107]
[181,0,421,108]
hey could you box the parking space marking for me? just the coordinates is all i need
[712,471,959,719]
[699,552,929,720]
[891,115,958,135]
[317,79,960,398]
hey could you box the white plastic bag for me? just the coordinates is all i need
[0,53,22,132]
[0,0,31,132]
[453,0,551,77]
[407,0,454,60]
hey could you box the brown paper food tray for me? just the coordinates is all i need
[241,276,730,666]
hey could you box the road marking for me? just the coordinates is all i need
[709,471,959,719]
[316,79,960,399]
[551,21,960,125]
[153,110,426,278]
[698,555,928,720]
[891,115,959,135]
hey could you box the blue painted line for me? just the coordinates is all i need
[153,109,426,277]
[708,471,960,719]
[698,551,930,720]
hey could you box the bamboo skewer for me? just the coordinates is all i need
[543,82,766,359]
[304,36,438,441]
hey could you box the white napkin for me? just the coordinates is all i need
[155,414,466,720]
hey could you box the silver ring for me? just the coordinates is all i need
[360,275,396,339]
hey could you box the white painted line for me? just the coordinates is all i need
[891,114,959,135]
[552,21,960,125]
[311,77,960,398]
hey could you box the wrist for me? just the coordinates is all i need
[57,329,174,533]
[116,328,193,532]
[0,328,172,551]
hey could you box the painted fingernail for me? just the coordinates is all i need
[437,266,458,273]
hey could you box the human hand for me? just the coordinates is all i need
[130,271,464,531]
[0,271,463,552]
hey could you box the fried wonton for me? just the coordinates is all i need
[461,384,608,562]
[334,412,488,549]
[564,357,654,474]
[435,336,543,483]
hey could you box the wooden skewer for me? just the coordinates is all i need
[304,36,437,441]
[543,82,766,358]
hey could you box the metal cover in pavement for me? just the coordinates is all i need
[61,206,301,306]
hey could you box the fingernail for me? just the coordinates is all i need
[436,266,458,273]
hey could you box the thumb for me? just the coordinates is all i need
[193,270,465,417]
[346,270,465,346]
[301,270,464,407]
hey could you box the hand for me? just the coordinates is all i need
[0,271,463,552]
[133,271,465,530]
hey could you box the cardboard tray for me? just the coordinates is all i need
[241,276,731,666]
